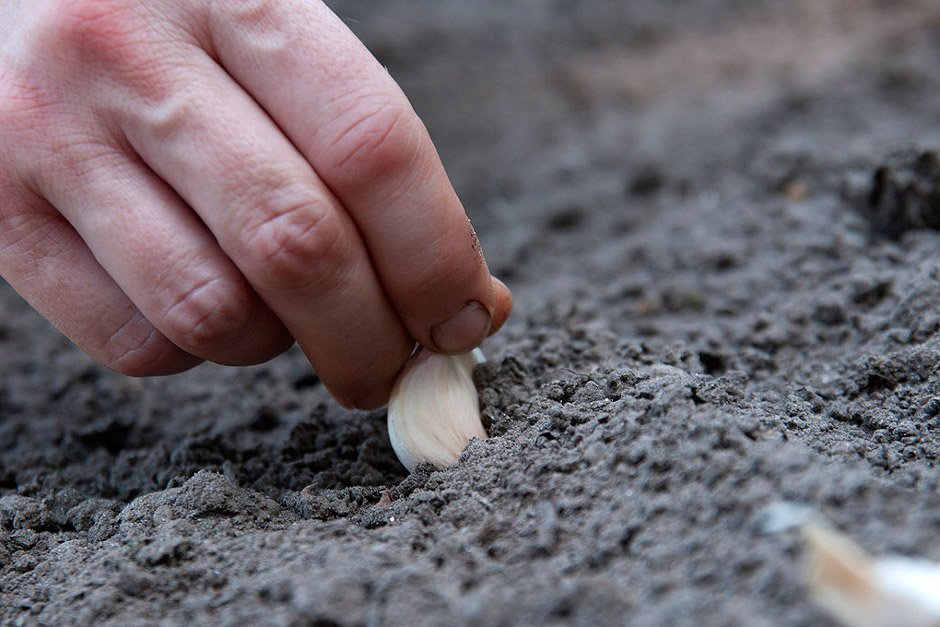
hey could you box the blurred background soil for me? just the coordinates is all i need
[4,1,940,624]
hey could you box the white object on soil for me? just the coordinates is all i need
[805,523,940,627]
[387,348,487,472]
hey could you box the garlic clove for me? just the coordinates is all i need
[805,523,940,627]
[387,347,487,472]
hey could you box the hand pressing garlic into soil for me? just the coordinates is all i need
[0,0,512,412]
[387,348,488,471]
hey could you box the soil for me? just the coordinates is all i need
[4,1,940,624]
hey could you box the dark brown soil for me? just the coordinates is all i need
[4,1,940,624]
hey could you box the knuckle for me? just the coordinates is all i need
[137,87,199,140]
[159,275,253,353]
[46,0,141,65]
[208,0,299,59]
[324,96,420,183]
[239,198,351,292]
[41,0,173,102]
[212,0,280,30]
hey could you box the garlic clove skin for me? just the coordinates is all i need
[387,347,487,472]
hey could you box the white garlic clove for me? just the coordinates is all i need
[387,347,487,472]
[805,523,940,627]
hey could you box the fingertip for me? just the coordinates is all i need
[316,340,411,411]
[332,393,357,411]
[488,276,513,336]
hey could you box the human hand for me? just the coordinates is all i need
[0,0,512,409]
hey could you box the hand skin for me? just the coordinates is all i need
[0,0,511,409]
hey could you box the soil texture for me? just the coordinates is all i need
[4,1,940,624]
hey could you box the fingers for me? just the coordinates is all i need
[202,0,507,354]
[2,0,511,411]
[0,188,201,376]
[31,148,295,367]
[113,46,414,408]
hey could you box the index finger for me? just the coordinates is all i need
[199,0,511,354]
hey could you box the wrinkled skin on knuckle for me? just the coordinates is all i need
[2,25,130,181]
[4,1,159,127]
[324,96,422,185]
[239,201,351,293]
[36,0,180,104]
[158,275,254,354]
[42,0,144,66]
